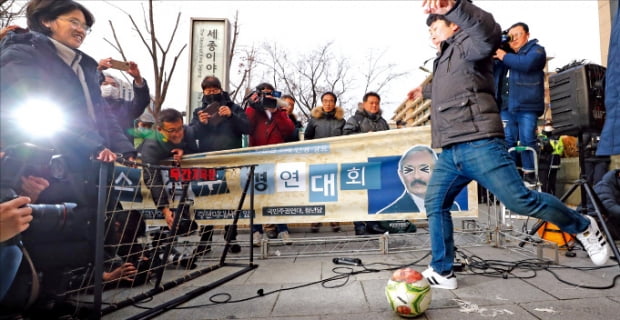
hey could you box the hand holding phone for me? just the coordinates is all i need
[109,59,130,71]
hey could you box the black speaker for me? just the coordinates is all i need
[549,63,606,135]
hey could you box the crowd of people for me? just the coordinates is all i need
[1,0,619,317]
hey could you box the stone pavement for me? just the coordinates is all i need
[102,212,620,320]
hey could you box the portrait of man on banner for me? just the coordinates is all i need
[370,145,466,214]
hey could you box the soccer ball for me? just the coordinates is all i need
[385,268,432,318]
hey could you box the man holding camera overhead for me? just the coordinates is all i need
[245,83,296,146]
[244,82,295,245]
[97,58,151,144]
[493,22,547,188]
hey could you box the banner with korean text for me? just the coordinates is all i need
[116,126,478,225]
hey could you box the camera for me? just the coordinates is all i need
[1,143,68,188]
[249,89,282,112]
[0,143,76,240]
[499,30,514,53]
[0,189,76,240]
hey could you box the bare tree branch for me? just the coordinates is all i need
[261,41,352,121]
[228,10,240,71]
[360,49,408,94]
[101,0,186,115]
[230,46,258,103]
[1,0,27,29]
[105,21,127,61]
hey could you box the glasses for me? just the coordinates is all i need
[57,17,91,34]
[160,126,183,134]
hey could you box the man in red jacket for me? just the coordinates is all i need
[245,83,295,146]
[244,83,295,245]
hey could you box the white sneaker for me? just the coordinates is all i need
[422,266,458,290]
[576,216,610,266]
[279,231,293,245]
[252,231,263,247]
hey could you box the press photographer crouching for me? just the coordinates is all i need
[0,135,133,316]
[0,136,133,317]
[0,144,89,314]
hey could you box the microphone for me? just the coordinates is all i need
[332,257,362,266]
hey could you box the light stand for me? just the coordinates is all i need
[520,132,620,267]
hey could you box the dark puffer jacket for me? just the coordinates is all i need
[0,31,135,160]
[343,108,389,135]
[104,79,151,142]
[304,106,346,139]
[493,39,547,115]
[422,0,504,148]
[188,91,250,152]
[0,30,135,271]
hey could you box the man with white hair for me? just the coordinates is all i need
[379,145,437,214]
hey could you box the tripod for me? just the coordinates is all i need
[519,132,620,267]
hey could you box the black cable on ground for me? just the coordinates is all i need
[133,251,433,310]
[457,249,620,289]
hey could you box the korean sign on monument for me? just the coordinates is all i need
[187,18,230,116]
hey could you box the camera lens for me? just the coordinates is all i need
[29,202,77,231]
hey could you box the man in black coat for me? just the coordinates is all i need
[343,92,390,235]
[186,76,248,252]
[189,76,250,152]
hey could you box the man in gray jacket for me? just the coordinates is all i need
[408,0,610,290]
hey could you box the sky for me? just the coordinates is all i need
[11,1,604,117]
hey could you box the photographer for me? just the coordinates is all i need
[244,83,295,146]
[0,0,136,314]
[188,75,250,254]
[189,76,251,152]
[97,61,151,144]
[493,22,547,187]
[244,83,295,244]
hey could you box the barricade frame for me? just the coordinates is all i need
[67,161,259,319]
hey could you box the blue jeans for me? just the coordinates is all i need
[424,138,589,274]
[501,110,538,171]
[0,244,22,301]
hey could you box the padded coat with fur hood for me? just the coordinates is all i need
[304,106,346,139]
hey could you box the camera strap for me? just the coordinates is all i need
[18,242,40,309]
